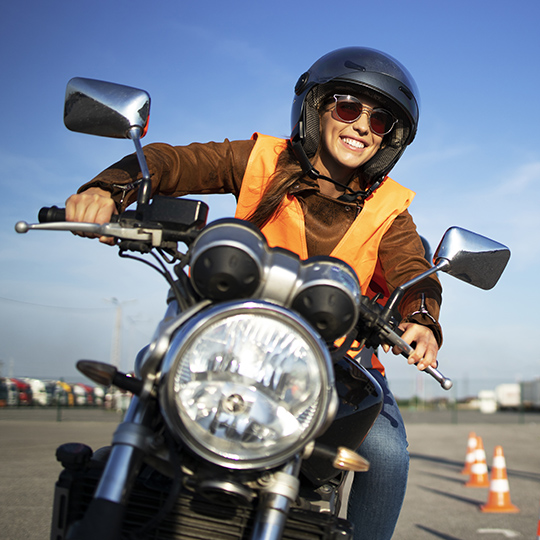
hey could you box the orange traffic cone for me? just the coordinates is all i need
[480,446,519,513]
[461,431,478,475]
[536,499,540,539]
[465,436,490,488]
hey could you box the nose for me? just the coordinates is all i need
[352,110,371,134]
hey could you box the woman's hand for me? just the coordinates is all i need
[65,187,118,244]
[382,322,439,371]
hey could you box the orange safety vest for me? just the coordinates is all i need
[235,133,415,373]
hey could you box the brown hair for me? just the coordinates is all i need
[245,142,306,229]
[246,99,336,229]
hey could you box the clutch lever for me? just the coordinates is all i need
[15,220,162,245]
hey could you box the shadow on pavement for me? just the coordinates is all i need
[409,453,462,470]
[419,485,484,507]
[415,524,464,539]
[418,472,468,485]
[410,452,540,483]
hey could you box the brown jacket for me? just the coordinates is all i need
[80,138,443,345]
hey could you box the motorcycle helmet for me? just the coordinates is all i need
[290,47,420,187]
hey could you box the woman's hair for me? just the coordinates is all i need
[245,142,304,229]
[247,98,334,229]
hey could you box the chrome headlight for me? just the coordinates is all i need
[159,301,336,470]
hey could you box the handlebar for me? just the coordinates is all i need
[15,207,160,244]
[19,205,453,391]
[16,203,191,247]
[39,205,66,223]
[356,298,453,390]
[393,327,453,390]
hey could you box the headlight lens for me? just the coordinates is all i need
[160,301,335,469]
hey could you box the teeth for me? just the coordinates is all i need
[343,137,365,149]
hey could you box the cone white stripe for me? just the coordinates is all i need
[471,462,488,474]
[489,478,510,492]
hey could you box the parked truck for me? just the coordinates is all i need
[495,383,521,411]
[0,378,19,406]
[21,377,50,406]
[520,378,540,410]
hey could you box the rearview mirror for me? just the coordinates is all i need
[64,77,150,139]
[434,227,510,290]
[383,227,510,318]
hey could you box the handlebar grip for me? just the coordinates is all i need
[38,206,66,223]
[394,327,416,350]
[393,327,452,390]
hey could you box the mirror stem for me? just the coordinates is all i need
[381,259,450,321]
[128,127,152,211]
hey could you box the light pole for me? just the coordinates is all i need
[105,298,135,371]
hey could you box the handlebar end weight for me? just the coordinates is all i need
[424,365,453,390]
[441,378,453,390]
[15,221,29,233]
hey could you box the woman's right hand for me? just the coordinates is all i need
[65,187,118,244]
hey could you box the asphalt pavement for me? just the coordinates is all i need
[394,412,540,539]
[0,409,538,539]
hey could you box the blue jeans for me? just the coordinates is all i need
[347,369,409,540]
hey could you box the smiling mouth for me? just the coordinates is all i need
[341,137,365,150]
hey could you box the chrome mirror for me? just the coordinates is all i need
[64,77,150,139]
[64,77,152,208]
[434,227,510,290]
[383,227,510,318]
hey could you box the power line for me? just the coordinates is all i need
[0,295,110,312]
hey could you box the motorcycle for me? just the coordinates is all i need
[16,78,510,540]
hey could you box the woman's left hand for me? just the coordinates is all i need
[382,322,439,371]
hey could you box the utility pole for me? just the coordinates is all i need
[105,298,135,371]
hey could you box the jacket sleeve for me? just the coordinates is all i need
[376,209,443,346]
[77,139,255,212]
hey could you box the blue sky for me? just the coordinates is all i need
[1,0,539,398]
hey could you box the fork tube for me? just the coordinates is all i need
[67,396,155,540]
[94,395,155,502]
[251,457,301,540]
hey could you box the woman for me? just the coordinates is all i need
[66,47,442,540]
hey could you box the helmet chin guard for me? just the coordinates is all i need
[290,47,420,187]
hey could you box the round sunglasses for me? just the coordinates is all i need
[332,94,397,136]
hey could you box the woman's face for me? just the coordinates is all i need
[313,95,385,183]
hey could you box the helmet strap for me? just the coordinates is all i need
[291,136,320,179]
[324,174,383,203]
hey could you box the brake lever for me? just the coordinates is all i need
[390,331,453,390]
[356,297,453,390]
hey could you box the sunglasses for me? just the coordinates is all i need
[332,94,397,136]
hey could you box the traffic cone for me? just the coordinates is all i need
[536,499,540,539]
[465,436,490,487]
[461,431,478,475]
[480,446,519,513]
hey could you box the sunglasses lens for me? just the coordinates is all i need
[335,100,362,122]
[333,96,396,135]
[370,111,395,135]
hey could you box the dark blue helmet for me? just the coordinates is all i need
[291,47,420,184]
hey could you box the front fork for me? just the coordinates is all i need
[251,456,302,540]
[66,395,156,540]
